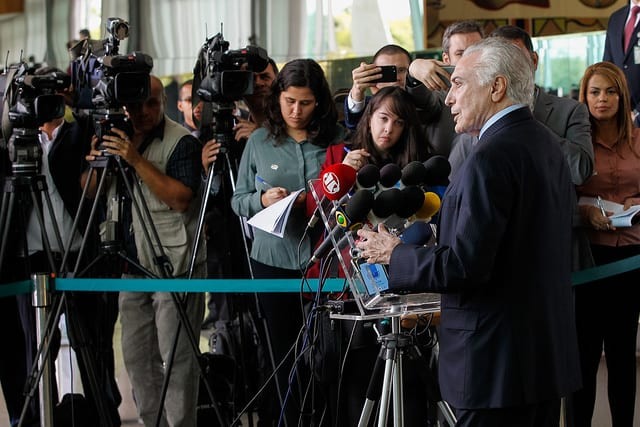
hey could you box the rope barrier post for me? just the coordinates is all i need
[31,273,54,427]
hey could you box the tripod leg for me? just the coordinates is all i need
[32,177,66,267]
[28,188,58,275]
[223,153,254,278]
[358,346,386,427]
[378,351,396,427]
[64,292,117,427]
[187,165,216,279]
[116,157,174,278]
[392,317,404,427]
[0,191,16,272]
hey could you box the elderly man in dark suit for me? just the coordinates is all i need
[356,37,581,426]
[604,0,640,126]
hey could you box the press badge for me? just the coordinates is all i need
[635,43,640,64]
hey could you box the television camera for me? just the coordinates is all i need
[0,61,70,175]
[69,17,153,149]
[193,29,269,152]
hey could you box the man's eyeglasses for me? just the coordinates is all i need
[180,97,192,103]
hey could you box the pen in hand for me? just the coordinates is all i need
[596,195,607,218]
[256,175,273,189]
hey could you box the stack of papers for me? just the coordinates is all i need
[578,196,640,227]
[247,189,304,238]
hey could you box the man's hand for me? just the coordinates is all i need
[99,128,142,167]
[202,139,222,174]
[356,224,402,264]
[85,135,102,161]
[233,118,258,141]
[409,59,451,91]
[351,62,384,102]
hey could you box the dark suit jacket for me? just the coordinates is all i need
[389,107,581,409]
[604,5,640,112]
[47,120,88,218]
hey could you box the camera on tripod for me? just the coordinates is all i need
[0,61,70,175]
[69,17,153,150]
[194,28,268,150]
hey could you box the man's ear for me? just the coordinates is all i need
[490,75,507,102]
[531,51,539,71]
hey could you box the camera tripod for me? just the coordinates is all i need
[186,123,286,426]
[0,171,121,427]
[356,306,457,427]
[63,151,226,426]
[0,173,63,427]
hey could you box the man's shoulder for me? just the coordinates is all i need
[163,117,190,138]
[536,90,586,116]
[606,5,628,29]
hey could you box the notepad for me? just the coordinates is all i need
[578,197,640,228]
[247,189,304,238]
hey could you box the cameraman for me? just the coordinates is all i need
[84,75,205,426]
[201,58,278,164]
[200,58,277,327]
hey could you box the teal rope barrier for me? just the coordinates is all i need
[2,255,640,297]
[0,280,31,297]
[54,278,348,293]
[571,254,640,285]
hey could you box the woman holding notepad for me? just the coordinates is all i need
[231,58,343,426]
[571,61,640,426]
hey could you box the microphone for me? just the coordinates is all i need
[399,221,434,245]
[308,190,374,266]
[400,161,427,187]
[372,187,402,218]
[355,163,380,192]
[308,163,357,228]
[378,163,402,189]
[423,155,451,187]
[322,163,357,201]
[396,186,426,219]
[414,191,441,220]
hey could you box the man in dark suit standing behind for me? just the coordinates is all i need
[604,0,640,125]
[356,37,581,426]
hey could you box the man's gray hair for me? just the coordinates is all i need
[462,37,534,108]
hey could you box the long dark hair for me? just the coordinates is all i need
[579,61,638,157]
[264,58,338,147]
[350,86,424,168]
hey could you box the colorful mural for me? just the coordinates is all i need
[424,0,625,48]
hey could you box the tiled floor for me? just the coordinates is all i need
[1,320,639,426]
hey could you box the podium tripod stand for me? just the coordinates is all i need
[357,306,457,427]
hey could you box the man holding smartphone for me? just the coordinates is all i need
[344,44,411,130]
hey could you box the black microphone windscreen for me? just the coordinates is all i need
[357,164,380,189]
[423,155,451,186]
[379,163,402,188]
[401,161,427,186]
[344,190,375,224]
[372,188,402,218]
[396,186,425,218]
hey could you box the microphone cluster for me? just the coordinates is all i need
[308,156,451,265]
